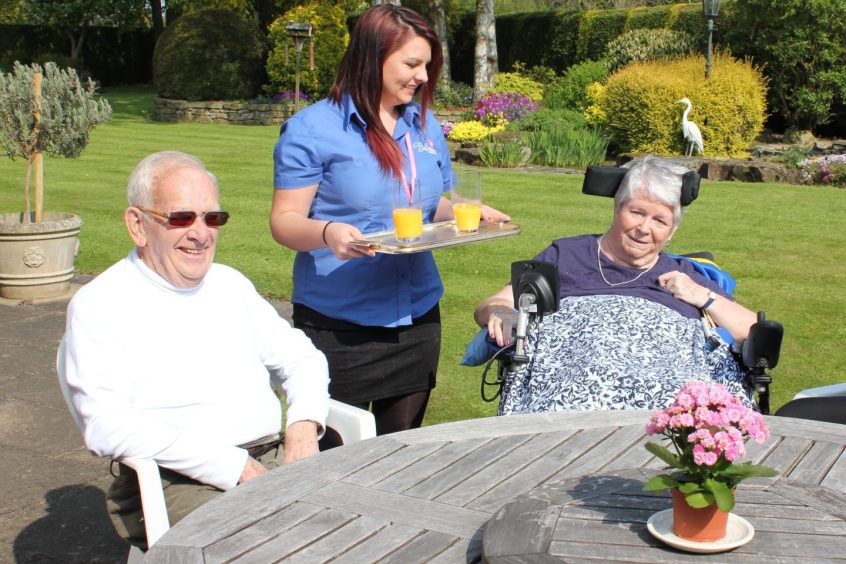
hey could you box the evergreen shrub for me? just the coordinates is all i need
[447,120,504,143]
[435,80,474,109]
[506,108,587,132]
[727,0,846,131]
[544,59,609,111]
[153,9,265,101]
[606,28,695,72]
[266,2,348,100]
[491,72,544,102]
[586,52,766,157]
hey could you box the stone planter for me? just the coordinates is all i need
[0,212,82,299]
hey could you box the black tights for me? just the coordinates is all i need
[320,390,431,450]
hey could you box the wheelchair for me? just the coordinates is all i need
[477,165,784,414]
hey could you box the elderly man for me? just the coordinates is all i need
[62,151,329,549]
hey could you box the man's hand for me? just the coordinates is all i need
[238,456,268,484]
[283,420,320,464]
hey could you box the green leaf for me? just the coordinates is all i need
[643,474,680,491]
[705,478,735,512]
[644,441,683,469]
[684,491,714,509]
[721,462,778,479]
[678,481,703,495]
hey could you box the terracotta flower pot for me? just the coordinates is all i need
[671,488,729,542]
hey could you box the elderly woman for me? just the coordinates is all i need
[474,156,759,414]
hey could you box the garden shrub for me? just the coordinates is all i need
[491,72,544,103]
[544,59,609,111]
[447,121,504,143]
[586,52,766,157]
[507,108,587,133]
[606,28,695,73]
[435,80,474,109]
[265,2,348,100]
[727,0,846,132]
[153,9,265,101]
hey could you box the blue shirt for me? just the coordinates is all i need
[274,94,453,327]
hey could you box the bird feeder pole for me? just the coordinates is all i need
[284,22,313,113]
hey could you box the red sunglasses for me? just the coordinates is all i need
[138,207,230,228]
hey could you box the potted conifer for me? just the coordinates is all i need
[0,61,111,299]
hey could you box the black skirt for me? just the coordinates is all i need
[293,303,440,405]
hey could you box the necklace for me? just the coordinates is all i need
[596,235,658,286]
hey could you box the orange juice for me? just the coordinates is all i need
[453,201,481,232]
[393,207,423,241]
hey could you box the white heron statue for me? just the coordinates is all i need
[676,97,703,157]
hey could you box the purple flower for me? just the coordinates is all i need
[273,90,310,103]
[474,92,539,126]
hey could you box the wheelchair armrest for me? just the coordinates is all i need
[741,312,783,370]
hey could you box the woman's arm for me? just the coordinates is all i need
[269,187,375,260]
[658,271,757,342]
[474,285,518,347]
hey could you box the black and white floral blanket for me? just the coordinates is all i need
[498,294,754,415]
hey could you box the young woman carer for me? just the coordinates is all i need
[271,5,510,441]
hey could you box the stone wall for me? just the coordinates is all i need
[154,98,298,125]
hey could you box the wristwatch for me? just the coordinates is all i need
[702,290,718,310]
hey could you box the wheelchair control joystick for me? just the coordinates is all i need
[510,260,561,365]
[740,311,783,415]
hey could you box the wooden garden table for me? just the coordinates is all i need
[144,411,846,563]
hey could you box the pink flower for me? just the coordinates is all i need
[692,445,719,466]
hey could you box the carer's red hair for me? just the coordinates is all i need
[328,5,443,178]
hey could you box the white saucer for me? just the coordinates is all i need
[646,509,754,553]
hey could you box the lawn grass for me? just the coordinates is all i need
[2,84,844,423]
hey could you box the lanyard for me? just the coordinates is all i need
[399,132,417,204]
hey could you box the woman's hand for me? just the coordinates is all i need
[658,271,710,307]
[481,204,511,223]
[487,305,518,347]
[474,285,518,347]
[658,270,757,342]
[270,187,374,259]
[322,221,376,260]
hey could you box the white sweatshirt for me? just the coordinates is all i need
[63,249,329,490]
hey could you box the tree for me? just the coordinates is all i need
[24,0,147,62]
[0,61,111,222]
[0,0,24,23]
[429,0,451,82]
[473,0,497,101]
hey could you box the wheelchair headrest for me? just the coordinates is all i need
[582,166,700,206]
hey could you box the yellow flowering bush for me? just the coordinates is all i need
[447,120,505,142]
[583,82,607,126]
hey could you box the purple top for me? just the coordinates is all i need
[533,234,730,320]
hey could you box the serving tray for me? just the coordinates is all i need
[349,220,520,254]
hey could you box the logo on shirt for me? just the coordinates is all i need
[414,140,438,155]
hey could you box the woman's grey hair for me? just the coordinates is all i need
[127,151,218,207]
[615,155,689,228]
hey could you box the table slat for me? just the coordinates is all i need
[303,481,490,538]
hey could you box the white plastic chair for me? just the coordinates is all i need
[56,337,376,558]
[792,382,846,399]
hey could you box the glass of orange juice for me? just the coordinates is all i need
[451,169,482,233]
[392,178,423,243]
